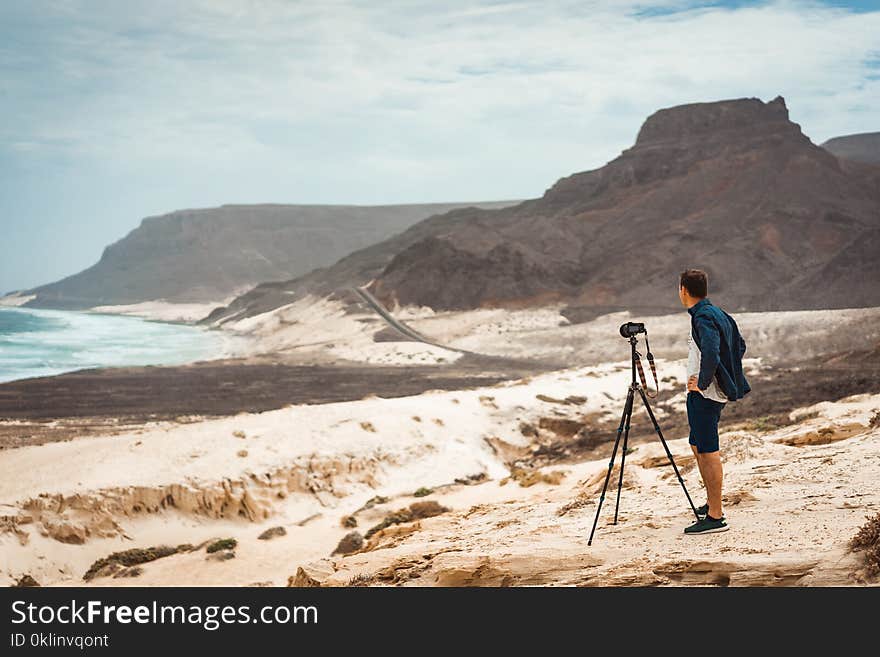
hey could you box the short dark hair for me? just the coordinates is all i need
[680,269,708,298]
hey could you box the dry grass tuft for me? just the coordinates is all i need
[849,512,880,578]
[364,500,450,539]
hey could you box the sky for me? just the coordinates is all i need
[1,0,879,292]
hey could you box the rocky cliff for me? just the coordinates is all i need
[369,97,880,313]
[211,96,880,322]
[21,201,519,309]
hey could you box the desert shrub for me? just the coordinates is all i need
[84,545,180,581]
[206,538,237,553]
[13,575,40,587]
[332,531,364,555]
[849,513,880,578]
[505,467,566,488]
[364,500,449,539]
[455,473,488,485]
[257,526,286,540]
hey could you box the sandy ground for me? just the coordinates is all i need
[0,293,35,307]
[405,304,880,367]
[0,360,658,585]
[74,294,880,371]
[2,297,879,587]
[89,300,233,324]
[223,295,465,366]
[0,355,543,447]
[315,394,880,587]
[1,361,877,587]
[221,294,880,371]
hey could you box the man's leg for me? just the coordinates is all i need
[690,445,711,515]
[686,394,707,501]
[684,396,727,532]
[698,450,723,519]
[690,444,707,494]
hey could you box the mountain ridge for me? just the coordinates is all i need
[20,200,520,309]
[208,95,880,323]
[821,131,880,165]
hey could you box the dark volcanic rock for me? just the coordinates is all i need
[371,238,573,310]
[332,531,364,555]
[12,575,40,587]
[257,526,287,541]
[368,96,880,313]
[635,94,796,145]
[822,132,880,165]
[22,201,521,310]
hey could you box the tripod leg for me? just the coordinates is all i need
[612,393,634,524]
[637,387,700,521]
[588,387,634,546]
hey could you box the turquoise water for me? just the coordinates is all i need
[0,307,226,383]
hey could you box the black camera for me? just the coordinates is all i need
[619,322,646,338]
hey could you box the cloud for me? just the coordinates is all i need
[0,1,878,289]
[2,1,878,189]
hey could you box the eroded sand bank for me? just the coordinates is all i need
[2,301,878,587]
[1,361,877,587]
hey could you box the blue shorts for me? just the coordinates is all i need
[686,391,726,453]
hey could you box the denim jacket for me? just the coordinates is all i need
[688,298,751,401]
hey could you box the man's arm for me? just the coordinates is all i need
[739,335,746,358]
[694,314,720,390]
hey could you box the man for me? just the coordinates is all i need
[678,269,750,535]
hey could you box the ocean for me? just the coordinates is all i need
[0,307,226,383]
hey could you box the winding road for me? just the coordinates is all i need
[350,286,469,354]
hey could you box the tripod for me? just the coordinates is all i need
[587,334,700,545]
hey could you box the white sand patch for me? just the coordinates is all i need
[207,295,878,372]
[0,293,35,307]
[226,295,462,365]
[0,363,641,506]
[228,295,374,355]
[328,340,462,365]
[407,306,569,346]
[791,393,880,424]
[89,300,231,323]
[395,305,437,320]
[404,305,880,366]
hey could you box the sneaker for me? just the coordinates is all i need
[684,515,729,535]
[695,503,709,518]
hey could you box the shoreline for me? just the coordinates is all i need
[0,306,245,385]
[86,300,235,324]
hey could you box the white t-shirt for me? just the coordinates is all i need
[687,331,728,403]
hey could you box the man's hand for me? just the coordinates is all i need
[687,375,700,392]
